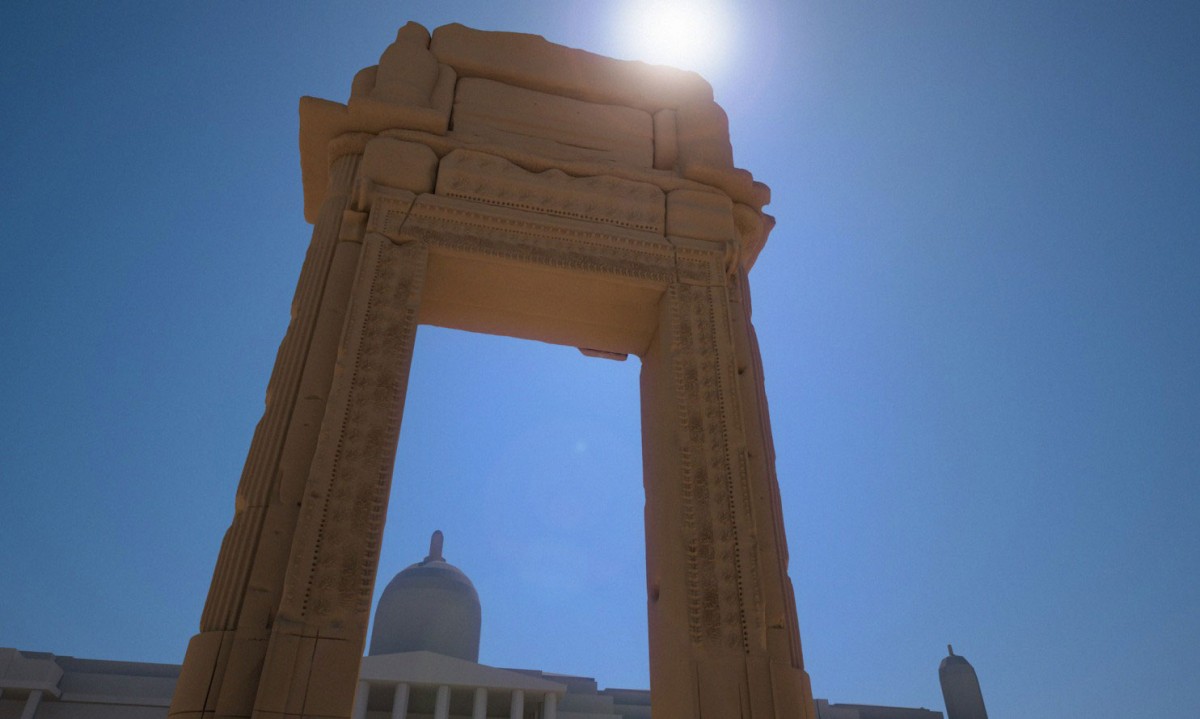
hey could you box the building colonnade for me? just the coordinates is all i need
[352,679,557,719]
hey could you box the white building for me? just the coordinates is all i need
[0,532,938,719]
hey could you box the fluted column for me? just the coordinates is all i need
[170,153,363,719]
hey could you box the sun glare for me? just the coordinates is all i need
[617,0,734,79]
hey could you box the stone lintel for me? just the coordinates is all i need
[400,193,671,357]
[299,23,773,273]
[451,78,654,169]
[428,22,714,112]
[435,149,666,234]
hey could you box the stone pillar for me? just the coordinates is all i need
[542,692,557,719]
[250,235,429,718]
[640,275,813,719]
[510,689,524,719]
[433,686,450,719]
[351,682,369,719]
[391,683,410,719]
[170,152,364,719]
[471,687,487,719]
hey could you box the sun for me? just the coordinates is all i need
[616,0,734,78]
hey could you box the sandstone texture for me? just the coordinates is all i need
[171,22,810,719]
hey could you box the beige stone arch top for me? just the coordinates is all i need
[170,20,811,719]
[298,21,773,271]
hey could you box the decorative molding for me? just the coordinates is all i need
[280,236,427,627]
[671,239,726,288]
[668,283,762,653]
[400,195,676,285]
[366,187,418,242]
[436,149,665,233]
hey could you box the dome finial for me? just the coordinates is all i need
[426,530,444,562]
[948,644,955,656]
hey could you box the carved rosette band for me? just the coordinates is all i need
[669,283,753,650]
[277,235,426,629]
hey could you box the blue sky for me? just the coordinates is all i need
[1,2,1198,717]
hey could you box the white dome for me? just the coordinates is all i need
[368,531,482,661]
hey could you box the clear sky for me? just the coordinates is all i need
[1,2,1197,717]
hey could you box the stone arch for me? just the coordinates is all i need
[169,22,813,719]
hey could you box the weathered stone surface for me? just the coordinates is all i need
[177,20,810,719]
[360,137,439,194]
[172,153,364,719]
[301,22,772,230]
[653,108,679,171]
[429,23,714,111]
[667,188,736,243]
[451,78,655,168]
[436,148,665,233]
[402,193,671,356]
[371,22,439,106]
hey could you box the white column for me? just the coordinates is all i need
[472,687,487,719]
[391,683,410,719]
[434,685,451,719]
[543,692,557,719]
[20,690,44,719]
[351,681,370,719]
[510,689,524,719]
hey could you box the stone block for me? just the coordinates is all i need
[340,21,456,135]
[213,636,268,716]
[673,101,773,210]
[365,187,417,242]
[671,237,727,287]
[451,78,654,168]
[430,23,713,112]
[771,661,814,719]
[360,137,439,194]
[666,189,735,242]
[436,149,665,233]
[371,22,439,107]
[349,65,377,99]
[300,637,361,717]
[675,100,735,176]
[252,631,316,716]
[168,631,231,715]
[734,203,775,272]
